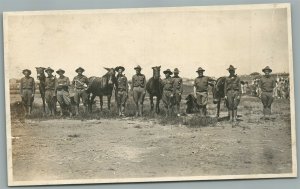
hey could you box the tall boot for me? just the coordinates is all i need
[203,106,207,117]
[229,110,233,122]
[68,105,73,117]
[75,105,79,116]
[177,104,180,117]
[121,105,125,116]
[139,104,143,116]
[233,110,237,122]
[83,105,87,114]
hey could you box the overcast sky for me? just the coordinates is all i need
[4,5,291,80]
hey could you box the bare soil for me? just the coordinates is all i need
[9,94,292,182]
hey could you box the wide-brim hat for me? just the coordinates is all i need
[227,65,237,71]
[56,69,65,74]
[134,65,142,70]
[75,67,85,73]
[45,67,54,73]
[196,67,205,72]
[174,68,179,73]
[262,66,272,73]
[163,69,173,75]
[22,69,31,75]
[115,66,125,72]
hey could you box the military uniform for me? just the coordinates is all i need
[19,76,35,107]
[224,75,241,110]
[259,75,276,116]
[56,76,71,106]
[132,73,146,116]
[72,75,89,106]
[162,76,175,111]
[194,76,212,108]
[44,74,57,115]
[116,74,128,116]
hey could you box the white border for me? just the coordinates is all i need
[3,3,297,186]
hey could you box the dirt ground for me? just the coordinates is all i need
[9,94,293,182]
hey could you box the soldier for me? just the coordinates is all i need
[172,68,183,117]
[45,67,57,116]
[56,69,72,117]
[193,67,214,116]
[259,66,276,119]
[115,66,128,116]
[19,69,35,115]
[72,67,89,116]
[131,65,146,116]
[224,65,241,123]
[162,69,175,117]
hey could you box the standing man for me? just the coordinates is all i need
[259,66,276,119]
[19,69,35,115]
[193,67,214,116]
[56,69,72,117]
[131,65,146,117]
[173,68,183,117]
[115,66,128,117]
[162,69,175,117]
[224,65,241,123]
[72,67,89,116]
[45,67,57,116]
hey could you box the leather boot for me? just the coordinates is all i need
[75,105,79,116]
[233,110,237,122]
[139,105,143,116]
[229,110,233,122]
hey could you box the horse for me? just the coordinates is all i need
[146,66,163,114]
[35,67,46,113]
[212,77,228,118]
[86,68,116,112]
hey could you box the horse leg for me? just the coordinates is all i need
[150,95,154,112]
[156,97,161,114]
[89,94,96,113]
[107,95,111,111]
[217,100,220,118]
[42,95,46,114]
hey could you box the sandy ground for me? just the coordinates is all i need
[9,94,293,182]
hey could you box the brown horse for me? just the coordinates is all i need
[86,68,116,112]
[35,67,46,113]
[212,77,228,118]
[146,66,163,113]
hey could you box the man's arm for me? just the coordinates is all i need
[131,76,135,91]
[19,78,23,96]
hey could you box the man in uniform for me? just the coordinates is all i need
[19,69,35,115]
[173,68,183,117]
[259,66,276,119]
[72,67,89,116]
[224,65,241,123]
[193,67,214,116]
[56,69,72,117]
[45,67,57,116]
[131,65,146,116]
[162,69,175,117]
[115,66,128,117]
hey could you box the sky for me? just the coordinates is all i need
[4,5,291,80]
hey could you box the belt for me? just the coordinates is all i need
[22,88,33,90]
[262,90,273,93]
[45,88,55,90]
[196,90,208,93]
[133,86,144,88]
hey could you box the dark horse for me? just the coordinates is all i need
[146,66,163,113]
[86,68,116,112]
[212,77,228,118]
[35,67,46,113]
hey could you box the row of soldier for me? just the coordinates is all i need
[19,65,277,122]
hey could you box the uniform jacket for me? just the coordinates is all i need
[259,75,276,92]
[116,74,128,91]
[56,76,70,91]
[162,77,175,92]
[173,75,183,94]
[224,75,241,96]
[194,76,213,92]
[72,75,89,89]
[132,74,146,88]
[45,75,57,90]
[19,76,35,94]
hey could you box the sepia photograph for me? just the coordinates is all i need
[3,3,296,186]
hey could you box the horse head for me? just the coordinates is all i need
[103,67,116,86]
[152,66,161,80]
[212,77,226,104]
[35,67,46,81]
